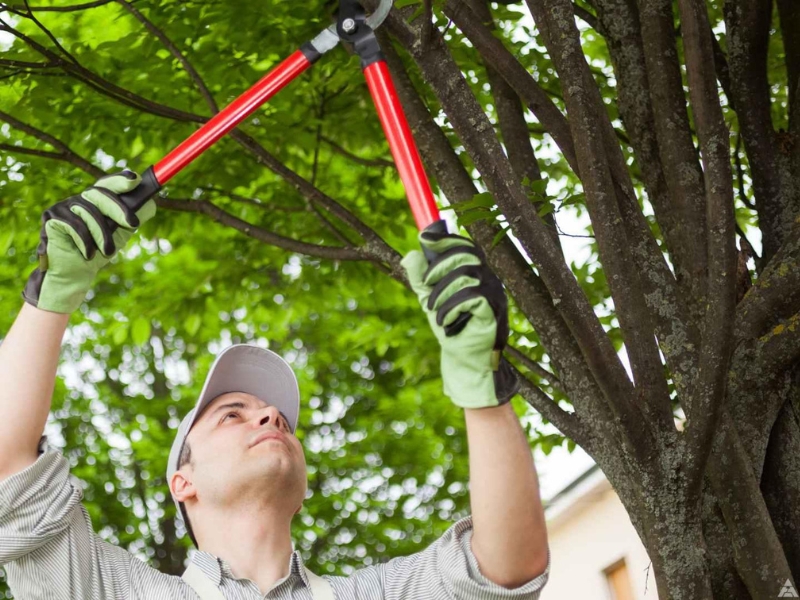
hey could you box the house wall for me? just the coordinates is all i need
[543,482,659,600]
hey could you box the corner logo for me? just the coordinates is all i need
[779,579,799,598]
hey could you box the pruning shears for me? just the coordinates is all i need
[122,0,446,241]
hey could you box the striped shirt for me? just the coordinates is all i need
[0,439,549,599]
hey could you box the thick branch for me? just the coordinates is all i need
[677,0,737,496]
[442,0,579,172]
[725,0,795,264]
[525,0,673,436]
[466,0,559,249]
[638,0,709,323]
[736,230,800,343]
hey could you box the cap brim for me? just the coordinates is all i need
[191,344,300,433]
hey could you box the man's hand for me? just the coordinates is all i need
[22,170,157,314]
[401,230,518,409]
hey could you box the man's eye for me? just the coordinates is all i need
[222,411,241,422]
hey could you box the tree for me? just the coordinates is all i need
[0,0,797,598]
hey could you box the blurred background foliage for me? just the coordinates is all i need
[0,0,575,592]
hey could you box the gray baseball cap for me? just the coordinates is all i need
[166,344,300,542]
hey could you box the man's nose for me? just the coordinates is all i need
[255,405,285,430]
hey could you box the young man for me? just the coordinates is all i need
[0,172,549,598]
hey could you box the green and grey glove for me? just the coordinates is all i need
[401,230,518,409]
[22,170,157,314]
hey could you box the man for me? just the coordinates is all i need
[0,171,549,598]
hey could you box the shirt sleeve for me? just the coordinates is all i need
[0,437,135,599]
[377,515,549,600]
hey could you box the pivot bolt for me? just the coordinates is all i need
[342,18,357,33]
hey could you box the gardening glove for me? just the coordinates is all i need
[401,230,519,409]
[22,170,157,314]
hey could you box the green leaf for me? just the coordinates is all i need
[457,208,498,227]
[395,0,422,7]
[451,192,495,213]
[537,201,555,217]
[112,322,129,346]
[492,226,511,247]
[131,317,151,346]
[185,313,202,336]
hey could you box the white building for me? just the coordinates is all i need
[543,464,659,600]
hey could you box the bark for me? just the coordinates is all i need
[724,0,799,264]
[760,367,800,585]
[637,0,709,324]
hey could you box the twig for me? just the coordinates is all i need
[0,109,104,177]
[319,135,394,169]
[505,345,565,396]
[114,0,218,113]
[2,0,112,11]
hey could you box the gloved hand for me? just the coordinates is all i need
[22,170,157,314]
[401,230,518,409]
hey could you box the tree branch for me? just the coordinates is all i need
[379,4,653,456]
[736,230,800,343]
[751,312,800,384]
[724,0,792,264]
[513,365,589,449]
[526,0,674,435]
[676,0,737,496]
[1,0,113,11]
[505,345,565,397]
[0,109,105,177]
[466,0,560,249]
[442,0,579,172]
[156,199,369,263]
[637,0,709,324]
[113,0,219,113]
[319,135,395,169]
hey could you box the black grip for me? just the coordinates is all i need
[119,166,161,212]
[98,166,161,235]
[421,219,472,334]
[422,219,448,262]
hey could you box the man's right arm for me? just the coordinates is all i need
[0,303,69,481]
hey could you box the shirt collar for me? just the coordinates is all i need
[190,548,311,589]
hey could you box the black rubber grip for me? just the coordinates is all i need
[422,219,448,262]
[119,166,161,212]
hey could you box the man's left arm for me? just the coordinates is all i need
[465,404,549,588]
[402,230,550,593]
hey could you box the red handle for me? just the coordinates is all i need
[363,60,440,231]
[153,50,314,185]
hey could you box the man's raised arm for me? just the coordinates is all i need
[0,170,157,481]
[402,230,550,594]
[0,304,69,480]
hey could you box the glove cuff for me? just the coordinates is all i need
[494,356,519,405]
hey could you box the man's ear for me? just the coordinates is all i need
[171,470,197,503]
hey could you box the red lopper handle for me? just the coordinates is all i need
[154,50,315,185]
[363,60,440,231]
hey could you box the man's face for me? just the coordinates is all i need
[173,391,307,516]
